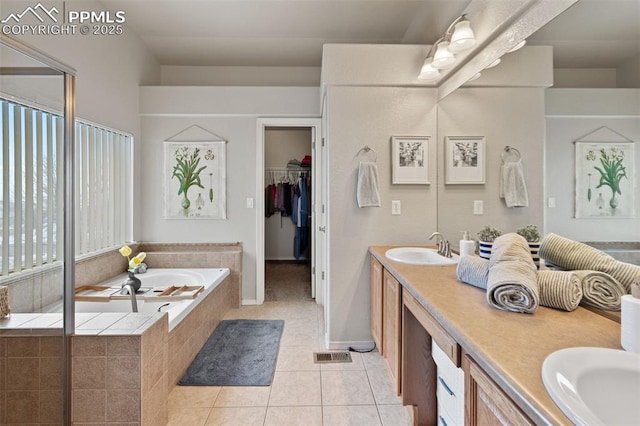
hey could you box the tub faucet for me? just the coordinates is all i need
[428,232,452,258]
[120,284,138,313]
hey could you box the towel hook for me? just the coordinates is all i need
[355,145,377,163]
[502,146,521,163]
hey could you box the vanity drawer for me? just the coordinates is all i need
[433,340,464,425]
[437,407,456,426]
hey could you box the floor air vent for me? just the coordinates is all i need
[313,351,352,364]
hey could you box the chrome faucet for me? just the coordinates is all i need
[428,232,452,258]
[120,284,138,313]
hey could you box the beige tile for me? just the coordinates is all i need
[322,405,382,426]
[73,357,106,389]
[143,344,167,393]
[320,351,365,371]
[276,346,320,372]
[377,404,413,426]
[107,389,140,422]
[366,367,401,405]
[321,370,375,406]
[6,336,39,357]
[39,389,63,423]
[361,351,386,371]
[280,321,319,347]
[107,356,140,389]
[168,385,221,408]
[205,407,266,426]
[72,389,106,422]
[268,371,321,407]
[40,356,63,390]
[264,406,322,426]
[5,390,39,423]
[73,336,106,356]
[214,386,271,407]
[142,372,167,422]
[6,357,39,390]
[168,407,211,426]
[106,335,141,356]
[40,336,63,356]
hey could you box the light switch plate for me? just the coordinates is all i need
[548,197,556,208]
[473,200,484,215]
[246,197,254,209]
[391,200,401,215]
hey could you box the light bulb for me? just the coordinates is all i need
[449,20,476,53]
[418,58,440,81]
[467,72,481,82]
[485,58,501,69]
[508,40,526,53]
[432,41,455,69]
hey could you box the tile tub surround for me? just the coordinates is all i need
[0,335,64,424]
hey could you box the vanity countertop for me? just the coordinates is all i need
[369,245,622,426]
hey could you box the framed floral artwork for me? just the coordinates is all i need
[445,136,485,184]
[575,141,635,218]
[164,141,227,219]
[391,136,430,184]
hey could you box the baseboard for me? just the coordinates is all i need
[324,340,376,351]
[242,299,259,305]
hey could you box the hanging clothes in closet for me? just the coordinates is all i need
[291,173,311,260]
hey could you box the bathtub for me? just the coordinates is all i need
[75,268,230,330]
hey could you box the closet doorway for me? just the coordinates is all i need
[256,118,324,307]
[264,126,313,301]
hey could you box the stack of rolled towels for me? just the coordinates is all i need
[457,232,640,313]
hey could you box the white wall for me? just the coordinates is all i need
[265,128,311,260]
[322,44,438,347]
[161,66,320,87]
[617,54,640,88]
[545,89,640,241]
[553,69,618,88]
[138,87,320,303]
[437,88,547,246]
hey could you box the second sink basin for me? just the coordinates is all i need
[542,347,640,425]
[385,247,459,266]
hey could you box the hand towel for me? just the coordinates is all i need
[457,256,580,312]
[539,233,640,293]
[499,161,529,207]
[356,162,381,208]
[536,271,583,312]
[0,286,10,318]
[487,233,539,313]
[573,270,626,311]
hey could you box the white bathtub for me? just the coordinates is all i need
[75,268,230,330]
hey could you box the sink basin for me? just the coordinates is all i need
[542,347,640,425]
[385,247,459,266]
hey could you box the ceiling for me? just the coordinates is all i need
[100,0,639,69]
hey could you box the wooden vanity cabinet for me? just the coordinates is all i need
[464,354,533,426]
[370,256,384,354]
[383,268,402,395]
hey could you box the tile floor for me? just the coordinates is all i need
[167,296,413,425]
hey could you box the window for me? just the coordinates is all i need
[0,98,133,275]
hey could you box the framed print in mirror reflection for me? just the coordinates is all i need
[445,136,485,184]
[391,136,430,184]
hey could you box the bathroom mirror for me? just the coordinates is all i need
[436,0,640,251]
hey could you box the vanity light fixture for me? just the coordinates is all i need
[508,40,527,53]
[418,14,476,79]
[485,58,501,69]
[418,57,441,81]
[467,72,482,82]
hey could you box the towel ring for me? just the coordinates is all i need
[355,145,377,163]
[502,146,521,163]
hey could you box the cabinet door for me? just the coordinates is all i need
[370,256,384,354]
[383,268,402,395]
[464,355,533,426]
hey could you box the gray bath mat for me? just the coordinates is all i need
[179,319,284,386]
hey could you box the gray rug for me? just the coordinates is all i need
[179,319,284,386]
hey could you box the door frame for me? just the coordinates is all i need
[256,117,322,305]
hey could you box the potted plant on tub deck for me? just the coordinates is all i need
[477,225,502,260]
[516,224,541,268]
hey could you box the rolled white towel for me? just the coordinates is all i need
[539,233,640,293]
[573,270,626,311]
[456,255,489,290]
[487,233,539,313]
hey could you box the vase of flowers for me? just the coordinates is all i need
[477,225,502,260]
[119,245,146,293]
[516,224,541,268]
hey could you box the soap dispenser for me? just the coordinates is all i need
[459,231,475,257]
